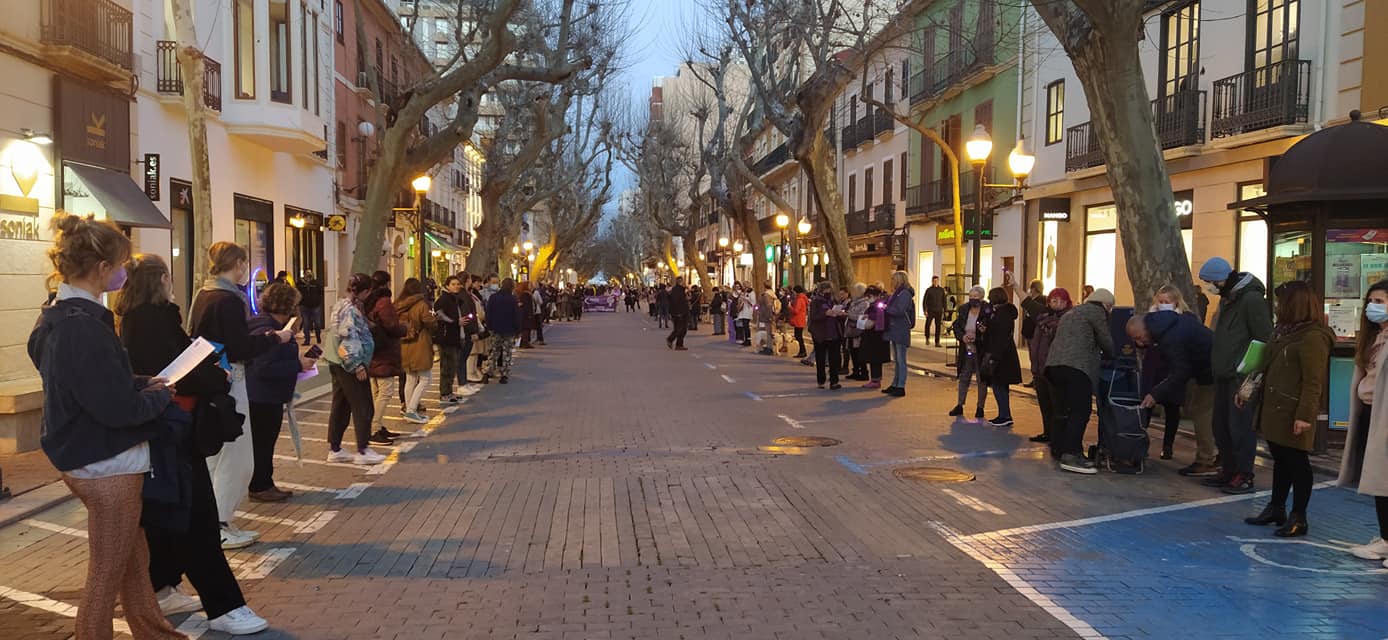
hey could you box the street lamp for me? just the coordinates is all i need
[965,125,1035,286]
[411,175,432,279]
[792,217,811,287]
[774,213,789,287]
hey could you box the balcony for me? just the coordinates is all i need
[1211,59,1311,139]
[1151,89,1205,149]
[913,167,992,214]
[909,48,981,106]
[751,142,790,176]
[846,204,896,237]
[155,41,223,111]
[40,0,133,82]
[1065,121,1104,172]
[871,108,895,138]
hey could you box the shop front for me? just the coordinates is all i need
[285,206,325,284]
[849,235,893,287]
[233,194,275,305]
[1231,112,1388,444]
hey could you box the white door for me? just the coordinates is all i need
[917,250,934,296]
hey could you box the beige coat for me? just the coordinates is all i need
[1337,362,1388,497]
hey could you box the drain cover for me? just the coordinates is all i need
[893,467,976,483]
[772,436,841,447]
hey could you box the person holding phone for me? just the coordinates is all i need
[324,274,384,464]
[808,281,845,389]
[246,283,318,503]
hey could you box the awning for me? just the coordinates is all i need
[65,163,171,229]
[425,232,463,253]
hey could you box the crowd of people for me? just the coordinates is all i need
[27,213,578,637]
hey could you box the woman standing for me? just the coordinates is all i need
[189,242,295,549]
[949,287,992,416]
[808,282,845,390]
[881,271,916,398]
[518,281,538,347]
[1340,280,1388,563]
[246,283,317,503]
[118,254,270,634]
[30,215,187,639]
[1242,281,1333,536]
[981,287,1023,427]
[1045,288,1117,474]
[858,286,890,389]
[485,278,521,384]
[364,271,405,444]
[789,286,809,359]
[1027,289,1073,447]
[396,278,437,424]
[324,274,385,465]
[736,285,755,346]
[844,284,871,381]
[755,291,777,355]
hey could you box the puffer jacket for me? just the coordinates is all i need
[1210,272,1273,379]
[366,293,406,378]
[395,294,437,373]
[1143,310,1214,405]
[1044,301,1116,384]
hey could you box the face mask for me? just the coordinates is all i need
[104,265,128,292]
[1205,283,1221,296]
[1156,303,1175,311]
[1367,302,1388,324]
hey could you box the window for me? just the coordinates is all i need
[1084,204,1118,294]
[234,0,255,99]
[884,70,894,104]
[1249,0,1300,71]
[848,175,857,212]
[899,152,907,199]
[1160,1,1200,97]
[976,0,996,60]
[270,0,292,103]
[974,100,993,134]
[334,0,343,43]
[865,167,875,210]
[882,159,893,206]
[1044,80,1064,145]
[375,39,384,74]
[335,121,347,168]
[1236,182,1268,286]
[311,11,320,114]
[301,2,310,109]
[900,59,909,98]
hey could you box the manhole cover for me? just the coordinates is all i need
[772,436,841,447]
[893,467,976,483]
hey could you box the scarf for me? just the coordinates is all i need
[1273,320,1314,341]
[201,276,250,314]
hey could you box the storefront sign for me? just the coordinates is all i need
[890,234,906,260]
[0,211,42,241]
[326,214,346,231]
[143,154,159,201]
[56,78,131,171]
[936,224,994,246]
[1039,197,1071,222]
[1173,189,1194,217]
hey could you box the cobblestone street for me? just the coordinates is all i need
[2,311,1386,640]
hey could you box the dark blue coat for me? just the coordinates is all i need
[485,291,521,336]
[1143,310,1214,404]
[245,314,303,404]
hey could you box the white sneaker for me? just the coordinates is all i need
[353,448,387,465]
[402,411,428,424]
[208,605,269,635]
[225,524,259,542]
[457,385,480,396]
[220,526,255,550]
[1349,537,1388,560]
[156,585,202,615]
[327,448,355,463]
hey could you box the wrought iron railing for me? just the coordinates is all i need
[1211,59,1311,138]
[751,142,789,176]
[909,48,982,105]
[155,41,223,111]
[1064,121,1104,172]
[905,184,922,214]
[41,0,133,71]
[1151,89,1206,149]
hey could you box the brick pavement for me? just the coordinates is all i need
[0,311,1382,639]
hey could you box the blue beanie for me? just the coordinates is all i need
[1198,257,1234,283]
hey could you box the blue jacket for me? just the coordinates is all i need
[1143,310,1214,404]
[485,291,520,336]
[28,297,171,471]
[245,314,303,404]
[883,285,916,345]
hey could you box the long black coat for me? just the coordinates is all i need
[981,303,1023,386]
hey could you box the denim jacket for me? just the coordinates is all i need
[323,298,374,373]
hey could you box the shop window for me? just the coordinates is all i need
[1324,227,1388,340]
[1236,183,1268,285]
[234,195,275,304]
[1084,204,1117,294]
[1041,220,1059,294]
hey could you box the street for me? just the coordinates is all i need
[2,310,1386,640]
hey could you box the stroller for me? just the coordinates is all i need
[1090,357,1149,474]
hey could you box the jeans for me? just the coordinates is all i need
[923,311,944,345]
[814,339,841,385]
[298,305,323,343]
[956,350,989,410]
[1268,441,1313,514]
[438,344,460,397]
[404,369,432,413]
[247,401,285,492]
[1213,376,1258,475]
[992,383,1012,420]
[891,341,909,388]
[736,319,751,344]
[147,447,246,620]
[668,314,689,347]
[712,312,725,334]
[1049,365,1095,457]
[328,363,374,453]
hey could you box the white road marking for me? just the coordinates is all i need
[0,585,132,635]
[939,488,1007,515]
[929,521,1106,640]
[705,362,718,369]
[234,510,338,534]
[776,414,806,430]
[720,374,736,384]
[744,392,763,402]
[20,519,87,538]
[335,482,373,500]
[273,481,333,494]
[273,454,367,470]
[227,547,296,580]
[1230,537,1388,575]
[758,392,811,399]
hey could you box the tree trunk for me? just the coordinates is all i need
[681,234,710,291]
[170,0,212,291]
[465,191,507,275]
[798,135,854,289]
[725,188,768,296]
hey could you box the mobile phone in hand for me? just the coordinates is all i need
[304,345,323,359]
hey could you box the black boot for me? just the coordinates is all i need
[1274,512,1308,537]
[1244,503,1287,526]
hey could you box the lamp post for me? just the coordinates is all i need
[717,235,729,287]
[411,175,432,280]
[521,240,534,281]
[774,213,789,289]
[793,217,811,287]
[964,125,1035,287]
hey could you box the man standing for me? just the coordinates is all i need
[1020,279,1047,344]
[667,277,691,351]
[922,276,947,348]
[433,276,465,403]
[296,270,325,345]
[709,287,726,335]
[1199,257,1273,494]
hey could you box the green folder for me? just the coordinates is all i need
[1237,340,1267,375]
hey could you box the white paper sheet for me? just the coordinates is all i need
[155,337,218,384]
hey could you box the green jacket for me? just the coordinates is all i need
[1257,323,1334,452]
[1210,273,1273,379]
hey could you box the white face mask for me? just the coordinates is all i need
[1205,283,1221,296]
[1156,303,1175,312]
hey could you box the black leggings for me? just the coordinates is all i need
[794,327,806,355]
[1048,365,1094,457]
[247,401,285,493]
[1268,441,1313,514]
[813,339,841,386]
[1378,496,1388,538]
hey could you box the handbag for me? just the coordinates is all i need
[978,353,997,379]
[1237,372,1264,404]
[192,392,245,457]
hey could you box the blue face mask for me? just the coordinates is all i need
[1367,302,1388,324]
